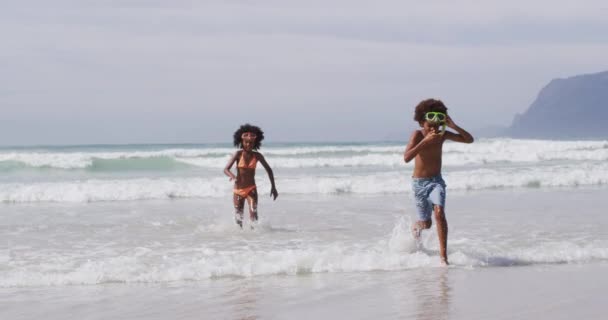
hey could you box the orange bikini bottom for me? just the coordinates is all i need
[234,185,257,197]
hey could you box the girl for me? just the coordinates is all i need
[224,124,278,228]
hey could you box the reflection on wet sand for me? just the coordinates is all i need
[225,280,260,320]
[391,268,452,319]
[414,268,451,320]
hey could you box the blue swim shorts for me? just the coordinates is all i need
[411,175,446,221]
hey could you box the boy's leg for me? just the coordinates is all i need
[412,195,433,239]
[427,178,447,264]
[434,205,448,265]
[412,219,432,239]
[233,193,245,228]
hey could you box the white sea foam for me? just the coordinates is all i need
[2,239,606,287]
[0,149,233,169]
[0,177,229,203]
[1,139,607,203]
[1,139,607,170]
[388,217,419,253]
[1,160,607,202]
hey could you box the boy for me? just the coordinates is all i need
[403,99,474,265]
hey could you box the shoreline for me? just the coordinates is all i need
[2,262,607,320]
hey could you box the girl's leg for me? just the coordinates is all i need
[233,193,245,228]
[246,189,258,222]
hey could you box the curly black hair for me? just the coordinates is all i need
[413,98,448,124]
[233,124,265,150]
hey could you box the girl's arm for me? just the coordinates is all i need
[257,153,278,200]
[224,151,240,181]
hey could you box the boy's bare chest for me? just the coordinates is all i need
[418,142,443,160]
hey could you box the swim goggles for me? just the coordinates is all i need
[424,112,446,123]
[424,112,447,135]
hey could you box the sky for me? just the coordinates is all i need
[1,0,607,145]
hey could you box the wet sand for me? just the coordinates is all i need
[2,262,607,320]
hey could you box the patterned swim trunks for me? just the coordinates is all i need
[411,174,446,221]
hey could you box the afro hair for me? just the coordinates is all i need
[413,99,448,124]
[233,124,265,150]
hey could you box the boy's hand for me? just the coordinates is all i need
[446,115,456,129]
[422,132,443,144]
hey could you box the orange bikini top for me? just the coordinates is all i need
[237,152,257,169]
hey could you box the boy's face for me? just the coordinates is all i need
[421,111,446,134]
[422,120,442,134]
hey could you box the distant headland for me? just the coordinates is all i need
[505,71,608,139]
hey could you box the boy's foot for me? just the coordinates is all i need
[440,258,449,266]
[411,226,422,240]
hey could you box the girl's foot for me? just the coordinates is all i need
[235,216,243,229]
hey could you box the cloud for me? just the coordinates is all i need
[1,1,607,144]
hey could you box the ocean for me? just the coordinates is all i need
[2,139,608,202]
[2,138,608,319]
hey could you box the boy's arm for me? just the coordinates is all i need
[444,116,474,143]
[224,151,239,180]
[257,153,278,200]
[403,130,441,163]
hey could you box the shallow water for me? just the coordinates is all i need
[2,140,608,318]
[2,188,607,287]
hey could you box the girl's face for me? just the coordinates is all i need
[241,132,257,151]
